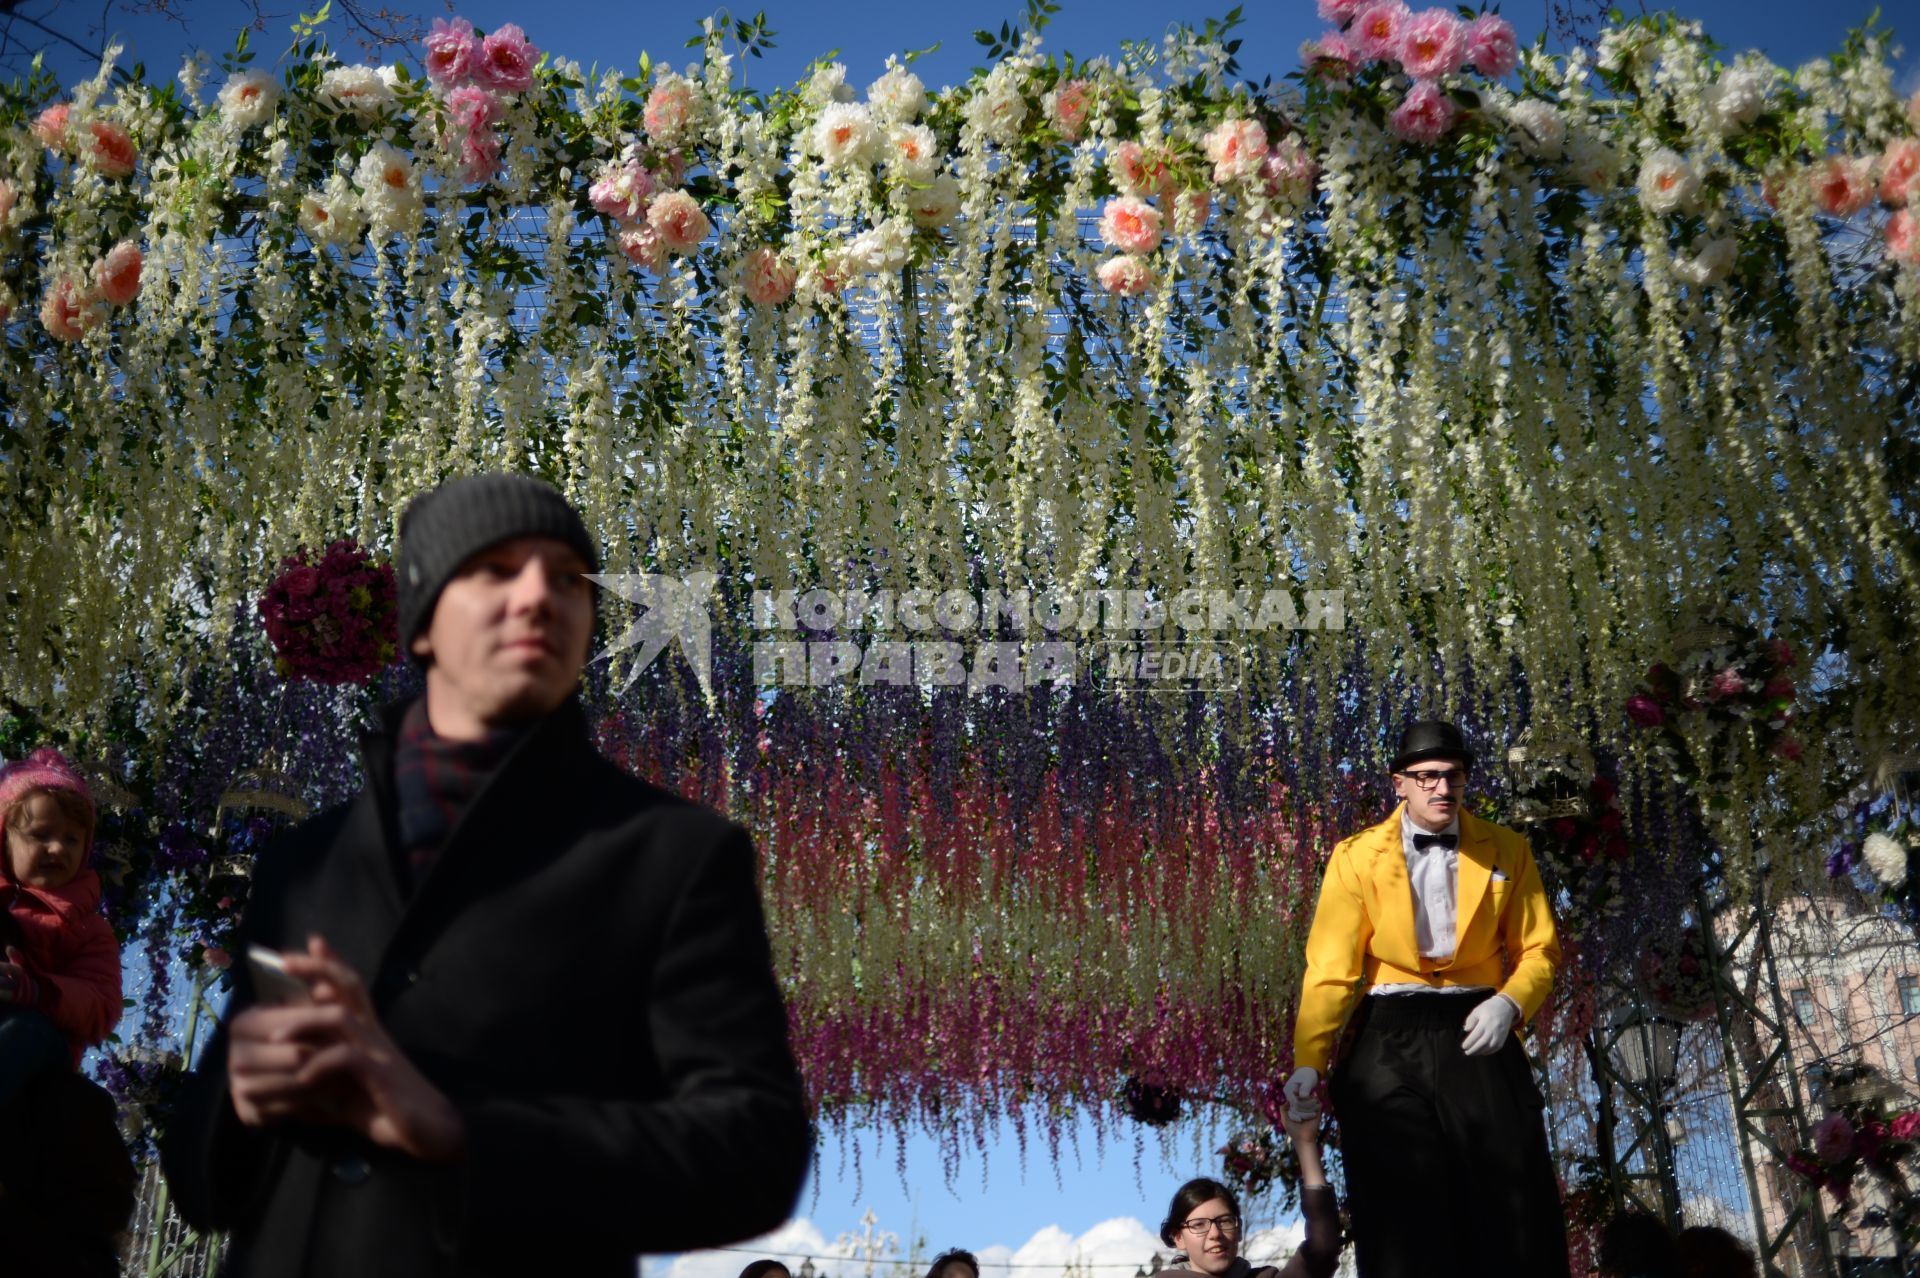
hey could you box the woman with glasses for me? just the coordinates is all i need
[1155,1111,1341,1278]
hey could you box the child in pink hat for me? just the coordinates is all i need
[0,748,123,1103]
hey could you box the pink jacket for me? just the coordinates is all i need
[5,865,122,1066]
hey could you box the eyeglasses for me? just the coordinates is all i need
[1397,767,1466,791]
[1180,1214,1241,1238]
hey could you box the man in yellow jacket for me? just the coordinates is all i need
[1284,720,1569,1278]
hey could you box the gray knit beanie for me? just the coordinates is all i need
[397,473,601,657]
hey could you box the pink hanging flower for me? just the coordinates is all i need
[1261,135,1319,205]
[1099,196,1163,254]
[31,102,70,149]
[1812,155,1873,217]
[40,277,104,341]
[1301,31,1358,81]
[1879,138,1920,207]
[645,80,697,140]
[1108,140,1168,197]
[1813,1113,1855,1164]
[1389,80,1458,144]
[424,17,478,87]
[1465,14,1519,77]
[646,189,711,254]
[1317,0,1365,23]
[616,223,667,272]
[1890,1111,1920,1142]
[740,246,798,305]
[474,22,539,94]
[1349,0,1412,63]
[588,159,654,223]
[1096,255,1153,296]
[1625,694,1665,727]
[444,84,498,134]
[1398,10,1467,80]
[1707,667,1748,700]
[458,131,501,183]
[1203,117,1268,184]
[1889,208,1920,267]
[81,120,137,178]
[93,241,143,306]
[1051,79,1093,141]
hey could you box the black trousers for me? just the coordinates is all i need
[1330,991,1571,1278]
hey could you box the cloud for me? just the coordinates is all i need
[661,1214,1319,1278]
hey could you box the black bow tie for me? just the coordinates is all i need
[1413,832,1457,852]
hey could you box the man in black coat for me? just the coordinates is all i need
[162,474,811,1277]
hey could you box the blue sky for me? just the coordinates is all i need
[18,0,1917,1265]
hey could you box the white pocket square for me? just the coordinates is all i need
[1491,869,1509,882]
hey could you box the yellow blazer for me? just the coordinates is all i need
[1292,803,1561,1073]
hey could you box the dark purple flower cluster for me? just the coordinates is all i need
[152,822,208,873]
[1121,1070,1183,1126]
[257,538,398,685]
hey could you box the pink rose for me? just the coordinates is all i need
[39,277,104,342]
[1708,667,1748,700]
[1096,255,1153,296]
[1099,196,1163,254]
[1317,0,1364,22]
[200,945,232,970]
[1260,136,1319,204]
[474,23,538,94]
[646,189,711,254]
[1349,0,1412,63]
[1762,674,1795,700]
[81,120,137,178]
[1890,1112,1920,1141]
[93,241,142,306]
[589,159,654,223]
[1890,208,1920,267]
[1052,79,1093,141]
[1880,138,1920,208]
[425,17,478,87]
[31,102,70,149]
[1464,14,1518,77]
[1389,80,1458,145]
[1398,10,1467,80]
[740,246,797,306]
[1108,140,1168,197]
[616,225,665,272]
[458,131,500,183]
[444,85,498,135]
[1625,693,1665,727]
[1813,1113,1855,1164]
[0,179,15,224]
[1812,155,1873,218]
[645,80,695,140]
[1203,117,1268,184]
[1300,31,1357,83]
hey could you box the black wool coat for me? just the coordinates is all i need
[161,696,811,1277]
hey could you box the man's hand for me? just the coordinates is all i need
[1461,994,1519,1056]
[228,936,466,1162]
[1282,1065,1321,1120]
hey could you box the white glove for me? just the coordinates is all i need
[1461,995,1519,1056]
[1282,1066,1321,1119]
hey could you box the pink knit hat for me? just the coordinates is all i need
[0,747,96,839]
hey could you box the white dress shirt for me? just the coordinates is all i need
[1369,812,1491,997]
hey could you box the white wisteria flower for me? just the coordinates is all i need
[965,69,1029,144]
[1637,147,1701,214]
[850,218,913,273]
[1864,832,1910,888]
[1702,65,1772,134]
[297,173,365,251]
[354,142,425,238]
[1674,235,1737,286]
[1567,131,1623,191]
[813,103,880,168]
[1505,100,1565,160]
[905,173,961,228]
[867,63,927,123]
[317,65,395,114]
[217,70,279,130]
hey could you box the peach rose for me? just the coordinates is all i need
[81,120,137,179]
[1879,138,1920,208]
[40,277,105,341]
[646,189,711,255]
[93,241,143,306]
[1099,196,1163,254]
[1812,155,1873,218]
[31,103,70,149]
[1096,255,1153,296]
[740,246,798,305]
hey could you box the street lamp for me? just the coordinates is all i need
[1608,1000,1684,1226]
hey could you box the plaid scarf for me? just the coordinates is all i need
[392,699,524,891]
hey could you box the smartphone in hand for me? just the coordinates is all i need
[246,944,313,1007]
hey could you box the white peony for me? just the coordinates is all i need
[965,72,1028,144]
[1864,832,1910,888]
[805,62,855,108]
[318,65,395,114]
[1637,147,1701,215]
[906,173,961,228]
[849,218,913,273]
[1505,100,1565,160]
[298,173,365,251]
[217,70,280,130]
[867,64,927,123]
[1673,235,1737,286]
[813,103,879,168]
[355,142,425,239]
[886,123,939,181]
[1703,66,1771,134]
[1567,131,1623,192]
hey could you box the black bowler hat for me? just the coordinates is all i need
[1390,720,1475,773]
